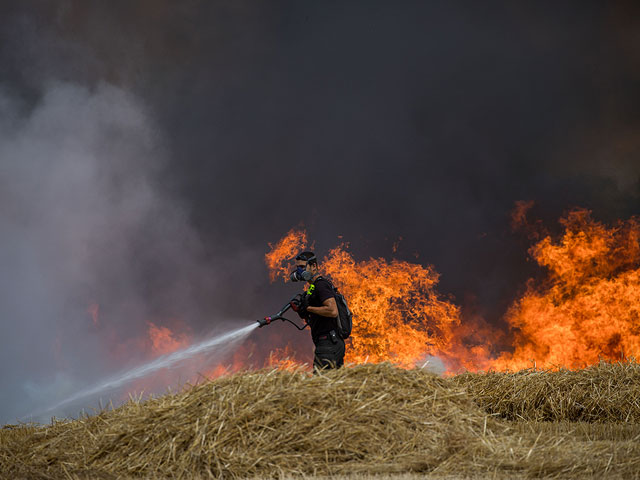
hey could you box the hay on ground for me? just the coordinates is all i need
[0,364,497,479]
[2,362,640,479]
[452,360,640,423]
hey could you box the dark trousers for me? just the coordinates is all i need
[313,335,345,372]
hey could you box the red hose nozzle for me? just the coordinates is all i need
[257,316,272,328]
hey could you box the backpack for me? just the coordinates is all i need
[314,277,353,339]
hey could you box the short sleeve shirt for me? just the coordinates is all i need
[307,277,338,339]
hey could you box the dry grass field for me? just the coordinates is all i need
[2,362,640,479]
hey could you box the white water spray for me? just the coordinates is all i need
[29,323,258,420]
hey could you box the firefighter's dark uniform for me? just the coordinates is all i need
[306,277,345,370]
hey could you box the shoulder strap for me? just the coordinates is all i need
[306,276,323,296]
[311,275,327,285]
[312,275,338,293]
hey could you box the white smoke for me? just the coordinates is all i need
[418,355,447,376]
[0,82,220,423]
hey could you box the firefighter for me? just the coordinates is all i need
[289,251,345,370]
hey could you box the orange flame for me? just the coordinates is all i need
[493,209,640,370]
[202,341,258,379]
[265,344,304,371]
[511,200,535,230]
[265,234,462,368]
[325,247,462,368]
[205,364,231,379]
[266,210,640,373]
[147,322,190,356]
[265,229,308,282]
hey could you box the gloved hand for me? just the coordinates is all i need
[290,293,309,319]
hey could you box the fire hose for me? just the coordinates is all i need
[256,295,309,330]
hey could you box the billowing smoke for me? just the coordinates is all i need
[0,82,226,422]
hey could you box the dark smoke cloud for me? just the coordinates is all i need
[1,1,639,422]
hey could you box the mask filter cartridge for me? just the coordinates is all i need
[290,266,314,282]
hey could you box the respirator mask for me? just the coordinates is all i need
[290,265,314,282]
[290,255,316,282]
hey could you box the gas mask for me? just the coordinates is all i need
[290,265,314,282]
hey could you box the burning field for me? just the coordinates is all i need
[2,362,640,479]
[3,3,640,477]
[265,207,640,372]
[3,208,640,478]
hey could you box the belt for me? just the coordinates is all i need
[315,330,338,343]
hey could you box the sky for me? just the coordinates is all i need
[1,1,639,423]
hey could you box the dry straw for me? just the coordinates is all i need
[453,360,640,423]
[1,363,640,479]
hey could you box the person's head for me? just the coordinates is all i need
[291,251,318,282]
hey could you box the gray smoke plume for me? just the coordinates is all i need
[0,82,228,423]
